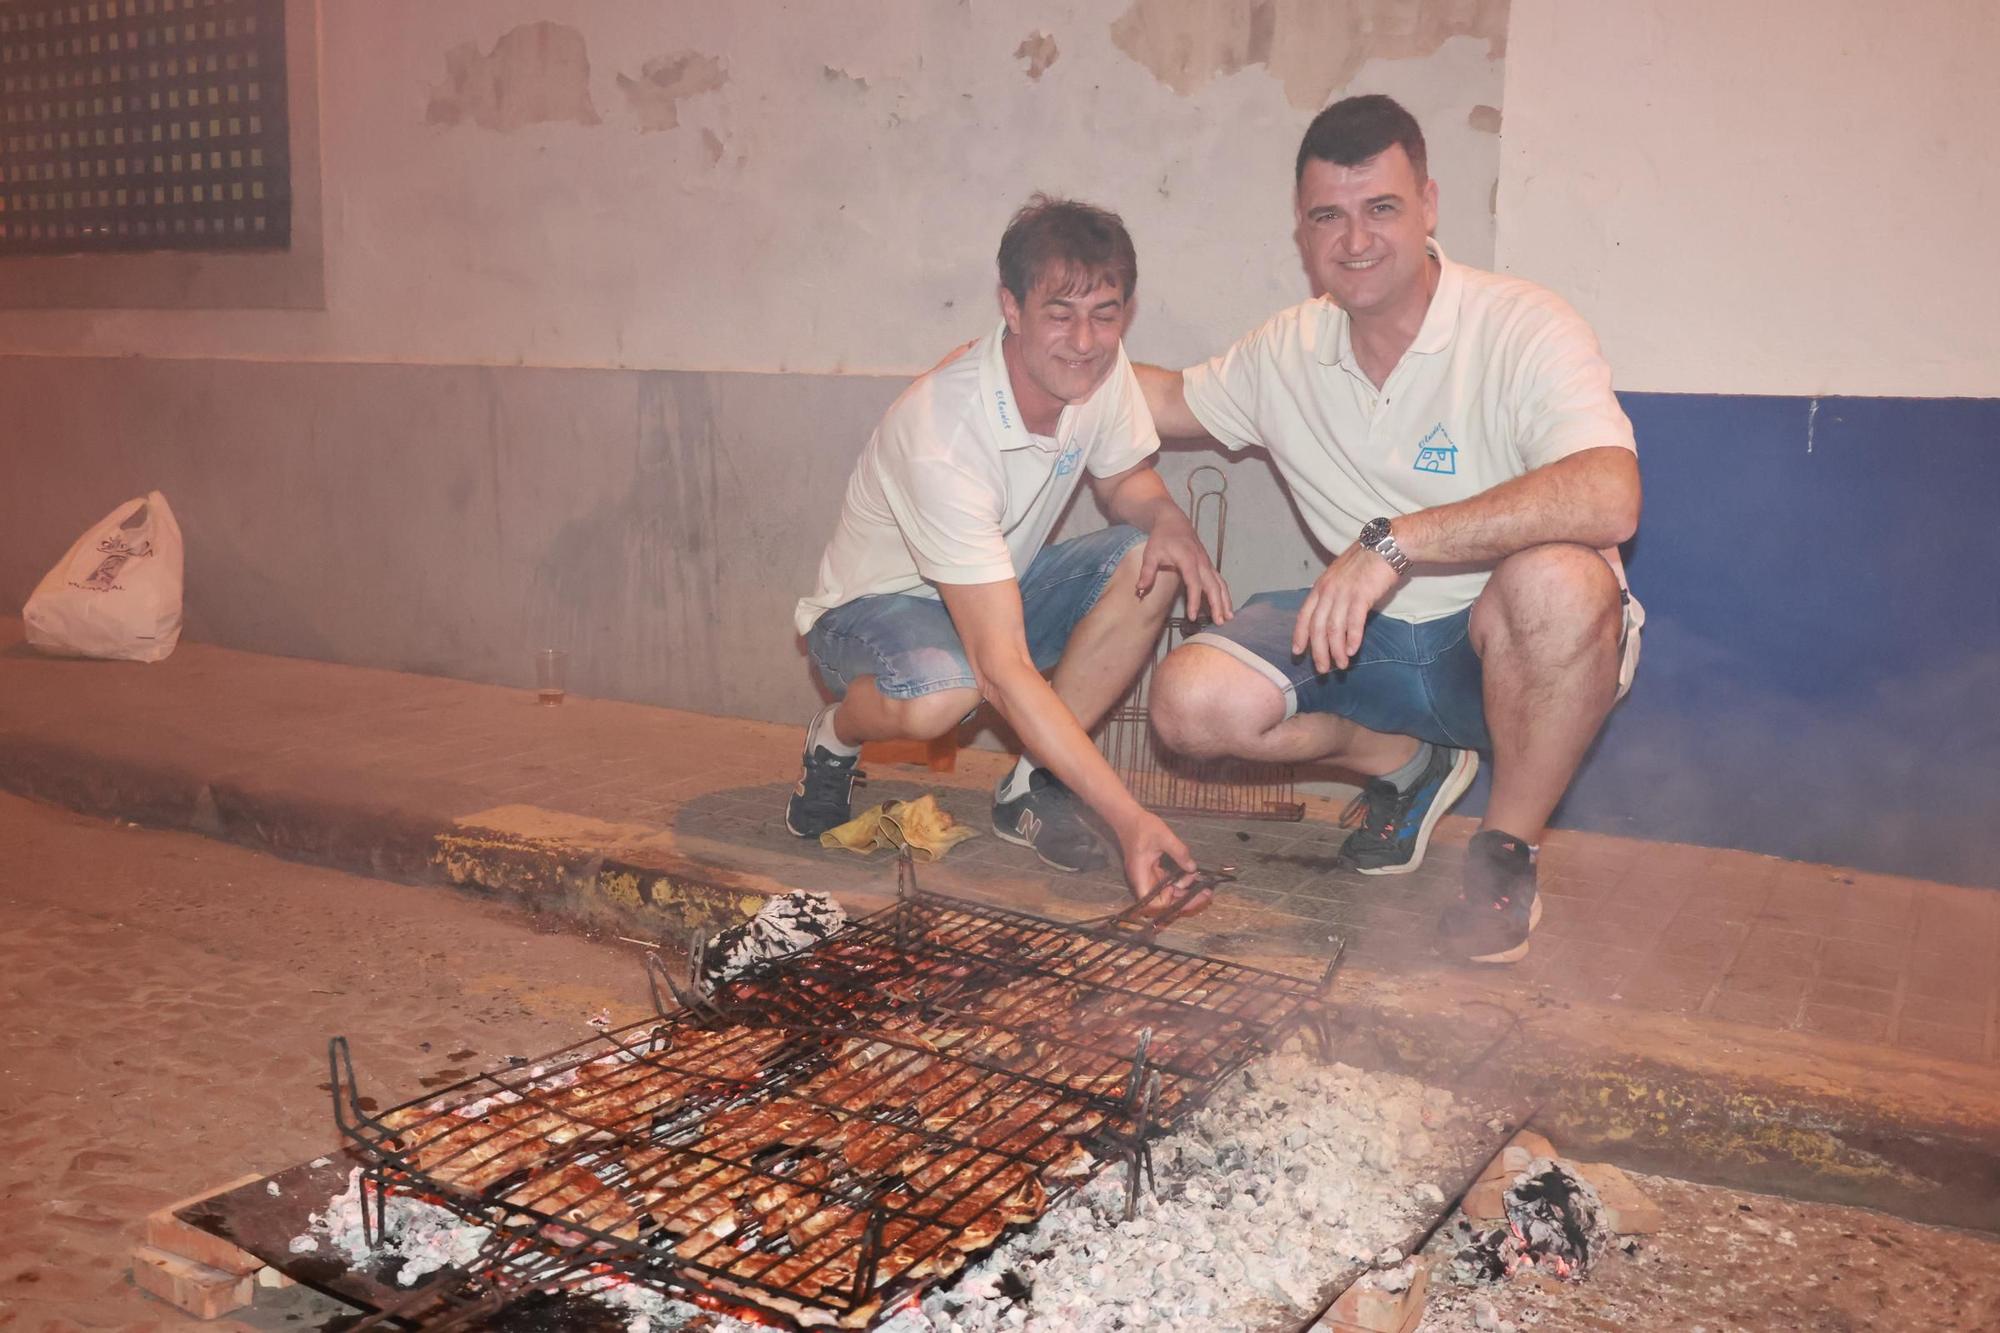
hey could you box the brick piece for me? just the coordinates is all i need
[131,1244,255,1319]
[1572,1161,1664,1235]
[1316,1257,1431,1333]
[145,1172,267,1276]
[1499,1128,1558,1174]
[1463,1176,1508,1222]
[1464,1128,1560,1221]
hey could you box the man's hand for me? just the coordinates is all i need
[1292,543,1403,672]
[1137,510,1233,625]
[1111,808,1202,908]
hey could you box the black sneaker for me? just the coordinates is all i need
[1437,829,1543,964]
[1337,746,1478,875]
[992,768,1107,873]
[785,741,864,838]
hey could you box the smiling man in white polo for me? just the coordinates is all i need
[790,195,1230,903]
[1138,95,1644,964]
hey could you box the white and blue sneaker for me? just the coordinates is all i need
[1337,746,1478,875]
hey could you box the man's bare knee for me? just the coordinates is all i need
[1473,544,1621,662]
[1149,645,1281,759]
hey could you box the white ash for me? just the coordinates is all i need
[301,1169,768,1332]
[701,891,848,991]
[308,1168,496,1287]
[903,1053,1469,1333]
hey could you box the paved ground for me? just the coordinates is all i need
[0,792,664,1330]
[3,793,1997,1332]
[2,617,1994,1072]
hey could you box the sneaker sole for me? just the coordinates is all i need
[785,813,829,839]
[1464,894,1544,965]
[992,820,1103,874]
[1354,748,1481,876]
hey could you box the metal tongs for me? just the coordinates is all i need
[1081,861,1238,937]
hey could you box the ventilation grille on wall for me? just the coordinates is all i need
[0,0,288,255]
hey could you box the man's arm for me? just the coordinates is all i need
[1131,363,1212,440]
[936,578,1196,898]
[1293,447,1641,672]
[1393,447,1639,562]
[1087,461,1233,623]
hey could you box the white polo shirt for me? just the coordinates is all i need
[794,321,1160,635]
[1183,239,1636,623]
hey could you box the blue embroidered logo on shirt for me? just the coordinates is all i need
[1053,443,1082,476]
[1413,423,1458,475]
[994,389,1014,431]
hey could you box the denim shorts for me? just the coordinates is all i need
[805,525,1147,701]
[1185,586,1644,754]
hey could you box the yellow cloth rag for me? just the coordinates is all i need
[820,794,979,862]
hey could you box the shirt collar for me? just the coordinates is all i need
[978,320,1053,451]
[1316,237,1461,367]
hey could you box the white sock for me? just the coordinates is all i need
[997,755,1038,802]
[807,705,861,758]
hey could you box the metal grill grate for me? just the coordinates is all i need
[328,878,1339,1329]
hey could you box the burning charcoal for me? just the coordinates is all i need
[1506,1159,1608,1277]
[698,890,847,991]
[1450,1159,1611,1288]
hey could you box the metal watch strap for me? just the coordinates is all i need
[1371,533,1411,575]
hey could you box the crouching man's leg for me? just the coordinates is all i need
[1440,543,1631,964]
[787,595,982,837]
[988,526,1179,871]
[1149,590,1480,877]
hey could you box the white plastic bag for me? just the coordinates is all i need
[23,490,184,662]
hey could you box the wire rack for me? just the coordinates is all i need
[326,875,1339,1329]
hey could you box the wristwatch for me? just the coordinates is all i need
[1357,516,1411,574]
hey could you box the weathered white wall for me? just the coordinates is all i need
[1496,0,2000,398]
[0,0,1506,375]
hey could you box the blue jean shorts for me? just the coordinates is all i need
[805,525,1147,701]
[1187,585,1643,754]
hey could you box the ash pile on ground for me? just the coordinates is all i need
[901,1053,1472,1333]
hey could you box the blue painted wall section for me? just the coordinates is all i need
[1460,393,2000,887]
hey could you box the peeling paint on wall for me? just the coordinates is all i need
[700,128,725,167]
[1111,0,1506,110]
[1468,103,1501,133]
[427,22,602,131]
[616,51,728,133]
[1015,31,1060,80]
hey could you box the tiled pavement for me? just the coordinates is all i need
[2,615,1996,1072]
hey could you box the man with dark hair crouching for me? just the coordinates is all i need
[1137,96,1645,964]
[789,195,1231,904]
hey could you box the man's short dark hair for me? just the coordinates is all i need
[1294,94,1428,186]
[996,194,1138,305]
